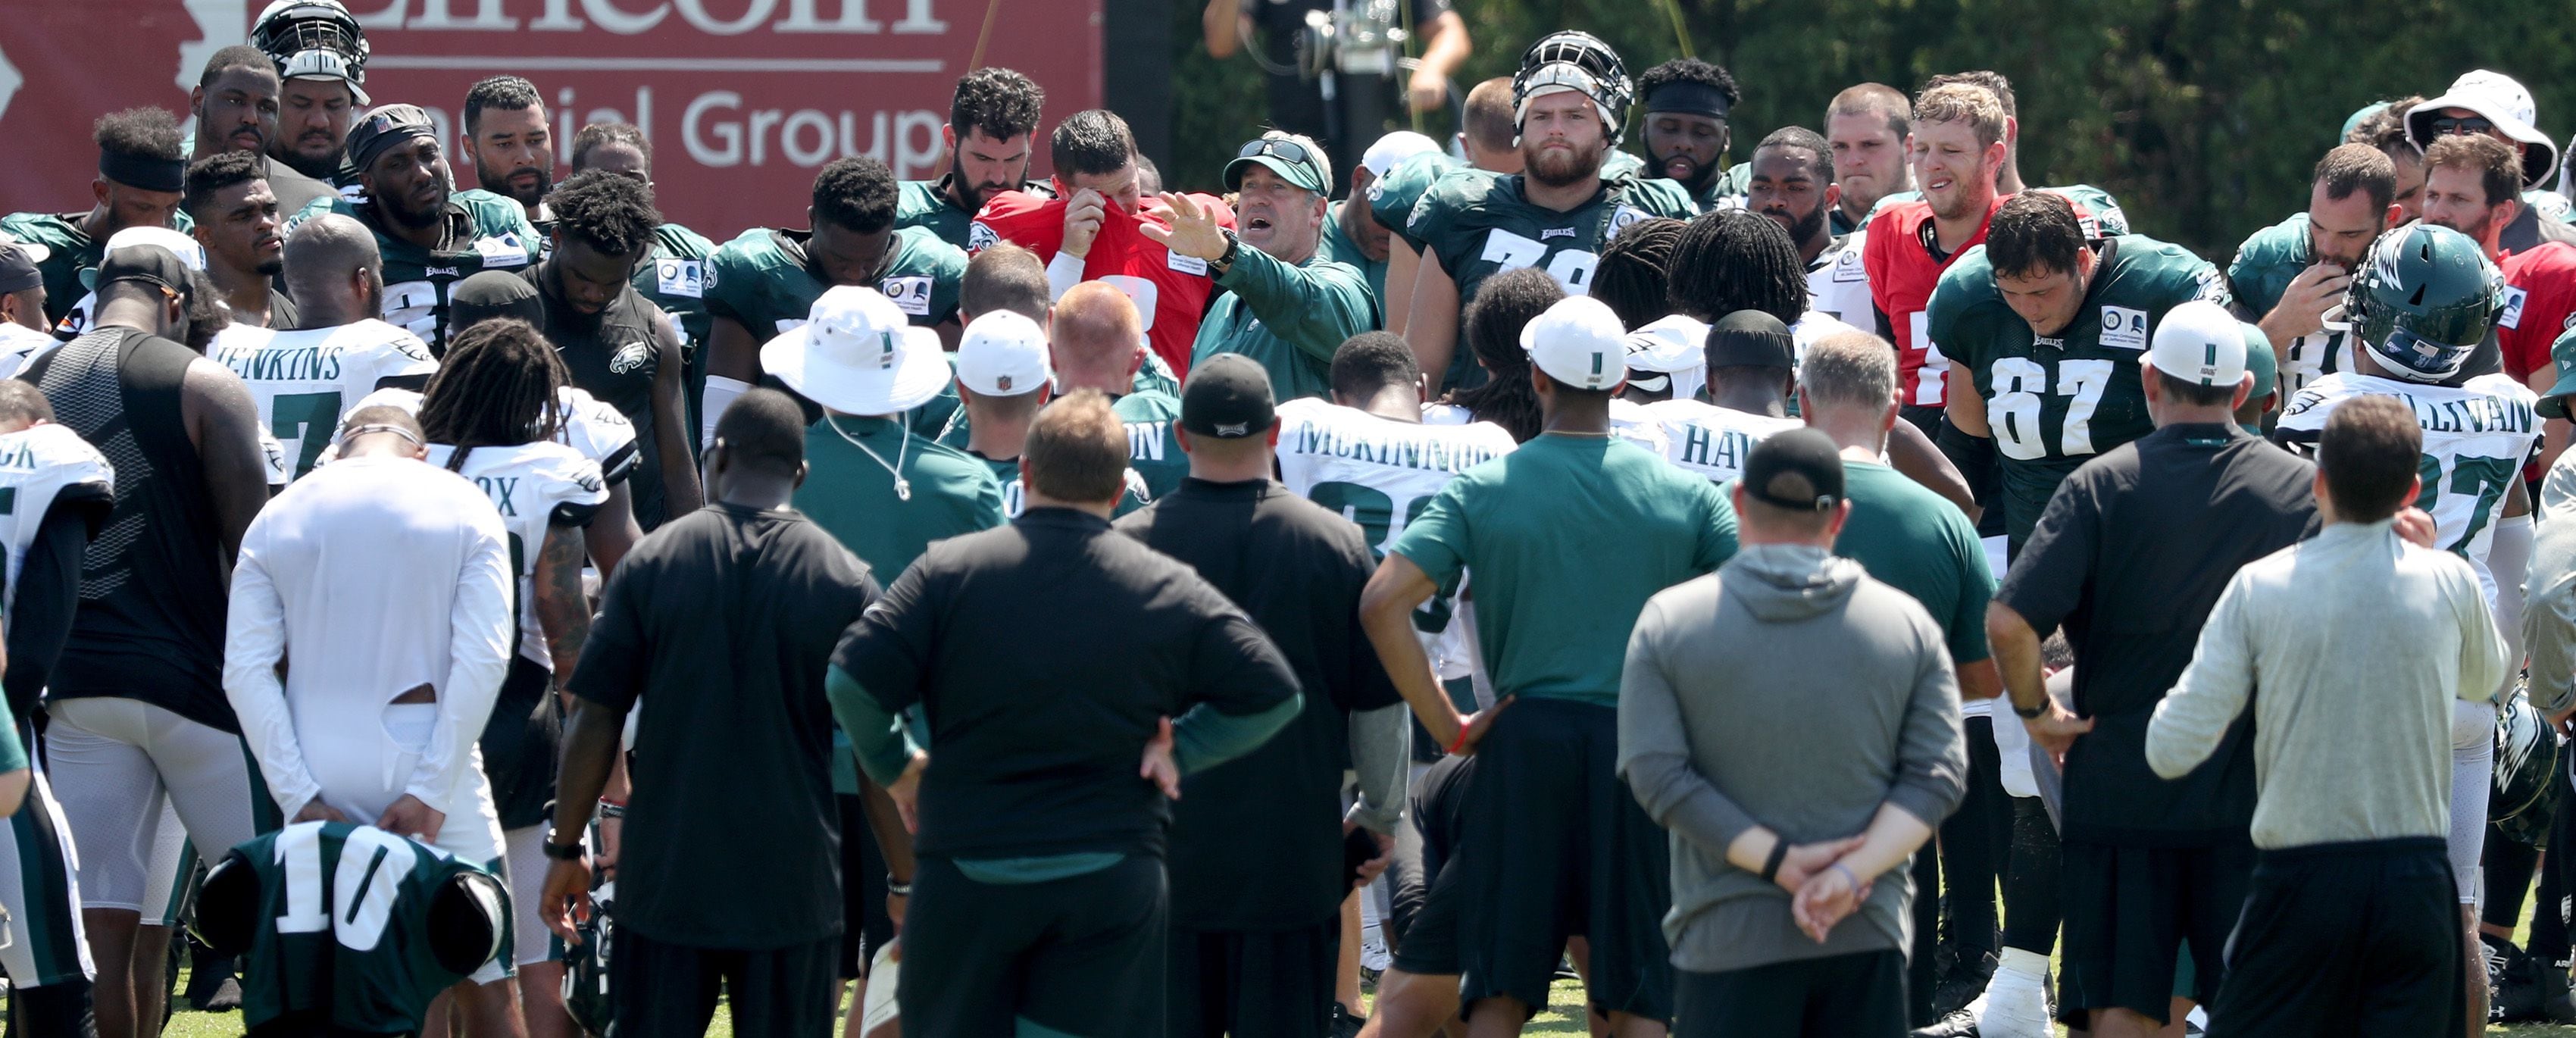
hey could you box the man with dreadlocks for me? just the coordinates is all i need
[524,171,700,531]
[223,402,524,1035]
[1433,267,1563,442]
[1402,32,1697,396]
[415,318,607,1038]
[214,214,439,483]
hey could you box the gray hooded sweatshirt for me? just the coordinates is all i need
[1617,543,1967,973]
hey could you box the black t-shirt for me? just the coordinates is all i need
[569,503,879,949]
[525,265,677,530]
[831,507,1300,863]
[1998,424,2317,847]
[1114,477,1402,930]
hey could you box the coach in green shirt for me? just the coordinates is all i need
[1361,295,1735,1031]
[1157,133,1378,402]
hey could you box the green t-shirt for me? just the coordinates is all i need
[283,192,542,352]
[1389,433,1738,705]
[1930,233,2227,547]
[228,822,504,1036]
[1188,246,1377,402]
[1318,200,1388,303]
[795,414,1005,580]
[1113,389,1188,502]
[1368,152,1466,252]
[1830,460,1993,664]
[1405,170,1699,389]
[2225,211,2349,393]
[703,225,967,342]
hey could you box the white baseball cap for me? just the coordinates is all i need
[81,227,204,289]
[955,310,1052,398]
[1622,314,1708,397]
[2146,299,2248,390]
[1361,131,1443,178]
[761,286,949,415]
[1520,296,1630,391]
[2408,70,2558,189]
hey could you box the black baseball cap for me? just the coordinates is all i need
[1705,309,1796,370]
[1741,428,1844,511]
[0,243,43,295]
[345,104,438,176]
[449,270,543,332]
[1180,354,1277,438]
[94,245,194,304]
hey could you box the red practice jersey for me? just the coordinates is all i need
[2498,241,2576,384]
[968,186,1235,378]
[1865,196,2002,409]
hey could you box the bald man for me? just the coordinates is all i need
[226,216,437,482]
[1054,283,1186,499]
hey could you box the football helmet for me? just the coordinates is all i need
[2346,222,2503,384]
[251,0,372,105]
[2492,686,2563,848]
[1511,31,1633,145]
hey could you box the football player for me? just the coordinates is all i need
[1633,58,1743,211]
[1864,83,2008,430]
[3,109,189,325]
[568,123,721,435]
[896,67,1051,250]
[1373,78,1520,339]
[458,77,556,233]
[2227,143,2400,396]
[183,152,295,330]
[1824,83,1912,236]
[214,213,437,480]
[249,0,374,189]
[704,157,968,444]
[2417,134,2576,477]
[1402,32,1697,395]
[285,105,543,352]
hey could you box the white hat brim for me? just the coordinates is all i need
[2409,93,2559,188]
[763,324,950,416]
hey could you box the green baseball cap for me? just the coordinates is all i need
[2539,323,2576,419]
[1223,133,1332,195]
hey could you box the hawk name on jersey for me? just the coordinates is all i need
[211,320,439,479]
[286,193,542,350]
[0,424,113,608]
[214,821,508,1036]
[1619,399,1802,483]
[1930,234,2228,542]
[2277,371,2537,571]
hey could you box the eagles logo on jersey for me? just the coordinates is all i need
[286,192,542,351]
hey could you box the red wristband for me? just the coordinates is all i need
[1446,726,1471,755]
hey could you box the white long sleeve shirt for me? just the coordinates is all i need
[224,454,515,847]
[2146,518,2507,849]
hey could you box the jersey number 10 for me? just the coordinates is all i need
[274,821,420,952]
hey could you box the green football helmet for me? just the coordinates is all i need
[2345,223,2503,383]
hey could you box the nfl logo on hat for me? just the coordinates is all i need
[996,374,1014,392]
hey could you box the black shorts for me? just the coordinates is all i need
[1390,754,1474,952]
[2208,838,2462,1038]
[2059,840,2251,1024]
[610,927,839,1038]
[900,855,1166,1036]
[1451,697,1671,1022]
[1392,841,1467,977]
[836,793,893,979]
[1673,950,1909,1038]
[1168,919,1338,1038]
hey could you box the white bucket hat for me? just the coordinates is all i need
[2407,70,2558,189]
[761,286,949,415]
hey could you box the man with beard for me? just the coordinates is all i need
[2419,133,2576,477]
[1825,84,1911,236]
[460,77,555,236]
[183,152,295,329]
[897,67,1051,250]
[249,0,373,192]
[569,123,721,431]
[2227,144,2399,396]
[286,105,543,352]
[217,213,438,481]
[188,44,333,218]
[1402,33,1696,394]
[1371,84,1519,338]
[1863,83,2006,432]
[1633,58,1743,211]
[705,156,968,443]
[2349,97,2430,222]
[5,109,189,325]
[1747,127,1876,331]
[1166,132,1377,401]
[1322,130,1441,307]
[523,171,701,531]
[2406,70,2576,256]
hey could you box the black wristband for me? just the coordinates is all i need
[541,834,586,861]
[1213,230,1242,274]
[1758,838,1791,884]
[2012,698,2047,719]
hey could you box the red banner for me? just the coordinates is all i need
[0,0,1103,234]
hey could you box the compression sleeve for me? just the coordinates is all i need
[1047,252,1086,302]
[1934,415,1997,499]
[2,502,87,717]
[1345,703,1411,835]
[2492,512,2534,697]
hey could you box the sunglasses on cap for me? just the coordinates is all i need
[1239,136,1315,166]
[2431,114,2497,137]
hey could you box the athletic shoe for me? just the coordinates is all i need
[1330,1003,1367,1038]
[1930,948,1997,1019]
[1974,962,2053,1038]
[2541,954,2576,1024]
[1359,930,1392,974]
[2491,936,2548,1022]
[202,978,243,1013]
[1909,998,1982,1038]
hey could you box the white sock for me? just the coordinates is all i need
[1997,946,2049,981]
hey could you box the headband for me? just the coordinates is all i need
[339,423,423,449]
[1643,82,1733,121]
[98,152,186,193]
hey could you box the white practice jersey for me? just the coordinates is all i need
[0,323,58,380]
[424,442,608,671]
[1606,398,1672,455]
[352,386,640,488]
[2276,370,2539,594]
[1808,228,1875,329]
[1276,398,1518,678]
[0,424,112,614]
[1620,399,1802,483]
[211,320,438,480]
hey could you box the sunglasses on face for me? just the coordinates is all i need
[2432,115,2497,137]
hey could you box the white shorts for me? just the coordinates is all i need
[2453,698,2496,907]
[0,765,94,986]
[502,825,560,968]
[45,697,263,915]
[139,799,192,928]
[301,702,508,868]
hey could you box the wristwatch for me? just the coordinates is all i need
[1211,230,1243,276]
[541,832,586,861]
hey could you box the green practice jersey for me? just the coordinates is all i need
[1930,234,2229,546]
[896,176,1051,250]
[703,226,965,343]
[1406,172,1698,387]
[286,192,542,352]
[2226,212,2349,393]
[1318,200,1388,302]
[220,822,507,1036]
[1114,389,1188,502]
[1368,153,1467,252]
[635,223,720,442]
[1,211,195,325]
